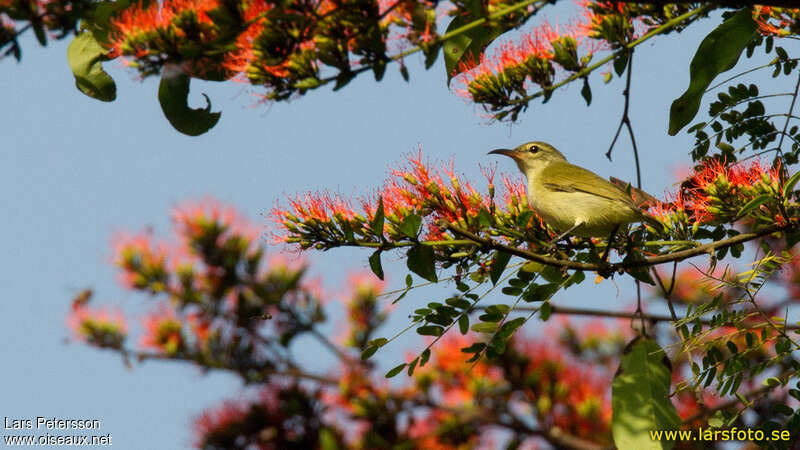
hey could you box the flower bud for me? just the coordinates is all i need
[403,173,418,185]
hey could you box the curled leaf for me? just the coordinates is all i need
[67,32,116,102]
[158,64,221,136]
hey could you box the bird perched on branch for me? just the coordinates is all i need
[489,141,659,243]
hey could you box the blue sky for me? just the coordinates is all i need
[1,7,794,449]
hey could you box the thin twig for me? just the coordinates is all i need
[652,263,679,322]
[777,70,800,158]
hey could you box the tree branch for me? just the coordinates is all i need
[614,0,799,7]
[491,304,800,329]
[442,221,791,272]
[777,69,800,157]
[121,349,341,384]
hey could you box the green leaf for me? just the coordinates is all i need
[458,314,469,334]
[67,32,116,102]
[521,261,543,274]
[490,251,512,285]
[580,77,592,106]
[540,266,565,283]
[446,297,471,309]
[627,267,656,285]
[471,322,498,333]
[417,325,444,336]
[399,214,422,238]
[668,9,758,136]
[368,250,384,280]
[399,64,409,82]
[420,348,431,366]
[407,245,437,282]
[443,16,473,86]
[372,59,387,81]
[485,304,510,315]
[407,357,418,375]
[361,338,387,360]
[158,64,221,136]
[371,197,385,237]
[540,301,551,321]
[498,317,526,338]
[613,51,628,77]
[385,363,406,378]
[461,342,485,353]
[33,21,47,46]
[735,194,771,220]
[523,283,559,302]
[444,16,504,86]
[612,337,680,449]
[423,42,442,70]
[783,170,800,196]
[367,337,388,348]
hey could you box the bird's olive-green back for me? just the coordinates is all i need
[538,161,639,208]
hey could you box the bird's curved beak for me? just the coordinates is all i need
[488,148,518,160]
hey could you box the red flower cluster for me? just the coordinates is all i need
[140,305,185,355]
[102,0,425,100]
[113,231,170,292]
[454,20,588,107]
[753,6,800,37]
[104,198,333,363]
[649,159,784,232]
[273,151,544,250]
[513,337,612,439]
[454,0,704,116]
[109,0,228,78]
[193,384,331,449]
[66,304,128,349]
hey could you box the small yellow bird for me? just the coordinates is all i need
[489,141,658,242]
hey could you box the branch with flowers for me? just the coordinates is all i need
[0,1,786,135]
[67,198,800,448]
[38,0,800,446]
[273,151,799,273]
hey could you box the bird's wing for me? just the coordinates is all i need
[540,162,639,207]
[608,176,660,208]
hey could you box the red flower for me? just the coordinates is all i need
[110,0,220,55]
[752,6,800,37]
[172,197,260,245]
[273,150,550,247]
[112,231,169,290]
[66,305,128,348]
[140,305,184,354]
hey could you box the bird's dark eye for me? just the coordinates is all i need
[529,145,539,153]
